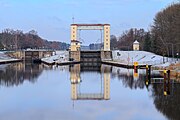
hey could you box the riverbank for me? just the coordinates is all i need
[0,51,22,64]
[156,62,180,80]
[0,59,22,64]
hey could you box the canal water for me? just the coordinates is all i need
[0,62,179,120]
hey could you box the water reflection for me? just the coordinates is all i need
[151,83,180,120]
[111,67,146,89]
[0,62,44,87]
[143,68,180,120]
[0,62,180,120]
[70,64,111,100]
[111,66,180,120]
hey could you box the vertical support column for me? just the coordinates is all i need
[70,25,79,51]
[71,25,77,42]
[70,24,80,61]
[104,24,110,51]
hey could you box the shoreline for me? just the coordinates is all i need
[0,59,23,64]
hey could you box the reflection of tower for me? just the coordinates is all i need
[71,83,77,100]
[104,72,110,100]
[70,64,111,100]
[70,64,81,100]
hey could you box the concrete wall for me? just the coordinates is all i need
[7,51,24,59]
[9,50,53,60]
[69,51,80,61]
[101,51,112,61]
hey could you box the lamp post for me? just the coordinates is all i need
[166,43,180,62]
[176,43,180,62]
[177,52,179,61]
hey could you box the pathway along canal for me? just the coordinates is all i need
[0,62,180,120]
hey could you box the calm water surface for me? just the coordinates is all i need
[0,62,180,120]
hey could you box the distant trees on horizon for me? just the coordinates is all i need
[0,29,70,50]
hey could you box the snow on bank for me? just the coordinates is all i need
[41,51,69,64]
[0,51,20,63]
[112,50,176,66]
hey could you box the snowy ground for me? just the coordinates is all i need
[0,51,20,63]
[41,51,69,64]
[112,50,178,66]
[41,50,179,67]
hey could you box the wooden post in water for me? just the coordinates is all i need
[133,62,138,79]
[167,70,171,95]
[167,70,170,84]
[148,65,151,84]
[134,62,138,73]
[163,70,170,96]
[164,70,167,96]
[164,70,167,83]
[145,65,151,86]
[145,64,149,86]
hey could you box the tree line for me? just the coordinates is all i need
[0,29,70,50]
[110,2,180,57]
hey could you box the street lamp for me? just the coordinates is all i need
[166,43,180,62]
[177,52,179,61]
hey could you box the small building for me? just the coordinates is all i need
[133,40,139,51]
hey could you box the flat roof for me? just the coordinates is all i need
[71,24,110,26]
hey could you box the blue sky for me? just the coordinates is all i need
[0,0,177,45]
